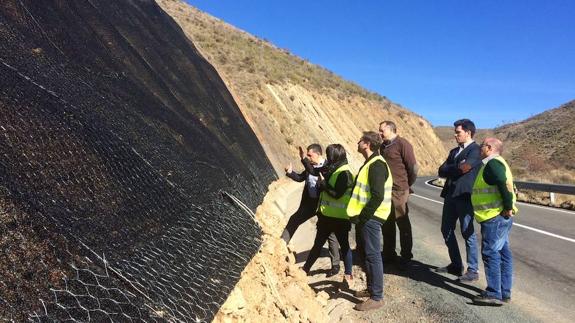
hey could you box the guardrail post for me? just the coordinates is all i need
[550,192,556,204]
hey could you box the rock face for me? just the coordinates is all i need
[157,0,447,175]
[0,0,275,321]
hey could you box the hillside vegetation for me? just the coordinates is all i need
[435,101,575,208]
[157,0,446,175]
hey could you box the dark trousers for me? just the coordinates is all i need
[382,189,413,261]
[281,197,340,267]
[303,215,352,275]
[359,219,384,300]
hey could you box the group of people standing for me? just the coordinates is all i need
[281,118,517,311]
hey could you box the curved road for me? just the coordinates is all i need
[410,176,575,322]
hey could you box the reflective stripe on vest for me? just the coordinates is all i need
[319,164,354,219]
[346,155,392,221]
[471,156,518,222]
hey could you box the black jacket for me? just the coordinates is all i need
[286,159,323,202]
[439,142,481,199]
[303,159,353,200]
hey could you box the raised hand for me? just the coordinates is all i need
[298,146,306,160]
[284,162,293,174]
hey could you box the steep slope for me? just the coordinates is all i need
[0,0,275,321]
[157,0,446,175]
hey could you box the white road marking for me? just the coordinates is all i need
[412,193,443,205]
[411,193,575,244]
[422,179,575,215]
[515,201,575,215]
[512,223,575,243]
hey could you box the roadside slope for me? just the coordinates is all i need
[157,0,446,174]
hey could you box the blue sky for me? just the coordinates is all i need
[185,0,575,128]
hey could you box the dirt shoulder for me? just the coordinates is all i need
[214,178,547,323]
[214,179,446,322]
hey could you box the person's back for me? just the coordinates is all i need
[378,121,417,268]
[380,136,417,191]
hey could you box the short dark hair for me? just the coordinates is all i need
[380,121,397,133]
[454,119,476,138]
[307,143,322,155]
[360,131,383,151]
[326,144,347,164]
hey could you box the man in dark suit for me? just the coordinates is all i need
[436,119,481,282]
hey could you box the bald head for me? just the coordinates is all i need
[481,137,503,158]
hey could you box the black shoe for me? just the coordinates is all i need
[326,266,340,278]
[435,264,463,276]
[502,297,511,304]
[473,294,503,306]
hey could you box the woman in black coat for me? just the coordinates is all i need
[302,144,354,283]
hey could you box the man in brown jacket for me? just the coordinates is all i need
[378,121,418,270]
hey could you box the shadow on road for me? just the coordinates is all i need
[295,248,485,304]
[385,260,483,301]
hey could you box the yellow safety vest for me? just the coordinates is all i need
[471,155,518,223]
[346,155,393,221]
[319,164,354,219]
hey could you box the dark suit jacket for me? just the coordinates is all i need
[438,142,481,199]
[286,158,322,204]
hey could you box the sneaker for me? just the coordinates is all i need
[354,298,384,311]
[353,289,371,298]
[326,266,340,278]
[458,270,479,282]
[502,297,511,304]
[473,294,503,306]
[435,264,463,276]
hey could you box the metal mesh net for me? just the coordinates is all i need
[0,0,275,321]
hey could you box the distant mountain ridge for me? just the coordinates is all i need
[435,100,575,184]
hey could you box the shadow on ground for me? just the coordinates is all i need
[296,246,485,304]
[385,259,484,302]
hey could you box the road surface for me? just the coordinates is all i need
[410,176,575,322]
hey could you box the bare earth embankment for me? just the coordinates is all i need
[214,179,443,323]
[215,177,552,323]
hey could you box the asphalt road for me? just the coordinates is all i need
[410,176,575,322]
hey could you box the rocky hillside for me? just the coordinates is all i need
[494,100,575,182]
[435,100,575,184]
[157,0,446,175]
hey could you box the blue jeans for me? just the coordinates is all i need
[481,215,513,299]
[441,194,479,273]
[360,219,384,300]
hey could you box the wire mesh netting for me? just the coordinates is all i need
[1,0,276,321]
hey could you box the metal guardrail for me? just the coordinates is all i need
[514,181,575,195]
[433,178,575,204]
[514,181,575,204]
